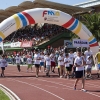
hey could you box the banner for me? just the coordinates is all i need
[11,42,21,47]
[64,40,74,48]
[73,39,89,47]
[21,41,32,47]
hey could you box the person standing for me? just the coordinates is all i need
[74,50,86,92]
[0,55,8,77]
[58,53,64,78]
[15,54,21,72]
[95,48,100,78]
[34,50,41,78]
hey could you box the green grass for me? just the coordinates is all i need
[0,89,10,100]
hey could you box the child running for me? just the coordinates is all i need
[27,55,33,72]
[64,53,71,79]
[45,53,51,77]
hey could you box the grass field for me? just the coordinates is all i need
[0,89,10,100]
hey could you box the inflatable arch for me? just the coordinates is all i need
[0,8,99,54]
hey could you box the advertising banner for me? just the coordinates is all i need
[73,39,89,47]
[64,40,74,48]
[11,42,21,47]
[21,41,32,47]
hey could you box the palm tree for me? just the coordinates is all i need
[81,13,100,41]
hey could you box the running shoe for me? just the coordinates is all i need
[81,89,87,92]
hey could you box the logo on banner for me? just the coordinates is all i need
[43,10,60,17]
[64,40,74,48]
[43,10,60,22]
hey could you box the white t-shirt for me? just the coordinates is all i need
[27,58,32,64]
[86,59,92,69]
[58,56,64,66]
[0,59,7,67]
[69,53,74,64]
[74,52,77,58]
[40,55,44,62]
[45,56,51,66]
[34,53,40,64]
[64,57,71,67]
[50,54,55,62]
[15,56,21,64]
[84,50,93,59]
[74,56,84,71]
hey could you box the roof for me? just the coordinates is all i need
[0,0,92,23]
[75,0,100,8]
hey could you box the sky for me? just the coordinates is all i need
[0,0,90,9]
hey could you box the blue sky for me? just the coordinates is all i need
[0,0,89,9]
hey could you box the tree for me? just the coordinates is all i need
[81,13,100,42]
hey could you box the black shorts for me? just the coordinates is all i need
[35,64,40,68]
[1,67,5,70]
[66,67,71,71]
[75,70,85,78]
[69,64,73,71]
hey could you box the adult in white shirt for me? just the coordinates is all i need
[0,55,8,77]
[74,51,86,92]
[64,53,71,79]
[45,53,51,77]
[58,53,64,78]
[84,47,93,59]
[15,54,21,72]
[27,55,33,72]
[34,50,41,78]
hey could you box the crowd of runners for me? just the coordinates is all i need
[0,47,100,91]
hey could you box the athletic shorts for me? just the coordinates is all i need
[46,65,50,71]
[98,64,100,70]
[1,67,5,70]
[28,64,32,68]
[51,61,55,67]
[35,64,40,68]
[69,64,73,71]
[75,70,85,78]
[40,62,44,66]
[66,67,71,71]
[86,68,91,72]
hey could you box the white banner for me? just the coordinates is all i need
[64,40,74,48]
[73,39,89,47]
[11,42,21,47]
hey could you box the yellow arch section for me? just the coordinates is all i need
[0,31,5,39]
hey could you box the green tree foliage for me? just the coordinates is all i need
[81,13,100,41]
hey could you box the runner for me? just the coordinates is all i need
[58,53,64,78]
[64,53,71,79]
[15,54,21,72]
[0,55,8,77]
[50,52,56,73]
[40,52,45,72]
[27,55,33,72]
[95,48,100,78]
[85,56,92,78]
[34,50,41,78]
[45,53,51,77]
[74,50,86,92]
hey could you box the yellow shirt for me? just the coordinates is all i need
[96,52,100,64]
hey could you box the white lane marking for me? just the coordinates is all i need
[27,78,100,98]
[45,85,59,89]
[7,78,65,100]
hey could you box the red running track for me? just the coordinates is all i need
[0,65,100,100]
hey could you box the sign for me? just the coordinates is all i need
[21,41,32,48]
[64,40,74,48]
[11,42,21,47]
[73,39,89,47]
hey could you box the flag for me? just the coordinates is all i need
[0,41,4,54]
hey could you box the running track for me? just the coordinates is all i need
[0,65,100,100]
